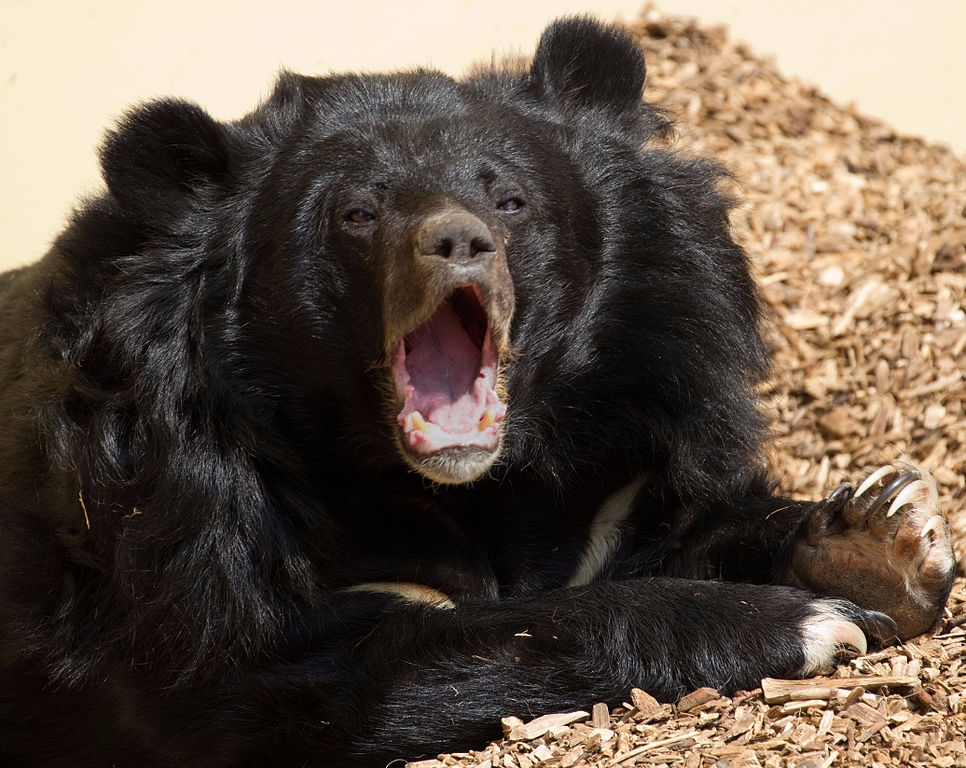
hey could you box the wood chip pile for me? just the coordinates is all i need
[634,10,966,536]
[411,601,966,767]
[420,7,965,767]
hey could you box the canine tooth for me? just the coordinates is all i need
[887,479,930,517]
[411,412,429,433]
[855,466,895,499]
[920,515,945,539]
[478,410,496,431]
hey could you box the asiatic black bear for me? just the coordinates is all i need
[0,17,954,768]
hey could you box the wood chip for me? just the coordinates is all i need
[501,716,525,738]
[677,687,721,712]
[505,711,589,742]
[604,730,701,766]
[761,675,917,704]
[592,702,610,729]
[629,687,663,716]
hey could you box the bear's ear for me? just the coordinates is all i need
[99,99,232,229]
[529,17,646,117]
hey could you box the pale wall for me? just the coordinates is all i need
[2,0,964,271]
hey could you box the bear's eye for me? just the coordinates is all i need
[496,197,525,214]
[345,209,376,225]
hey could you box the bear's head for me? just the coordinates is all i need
[235,18,657,486]
[83,17,762,496]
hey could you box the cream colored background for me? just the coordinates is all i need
[2,0,965,272]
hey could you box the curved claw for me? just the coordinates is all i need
[853,608,899,645]
[887,479,933,518]
[826,482,853,507]
[801,602,898,674]
[854,465,897,499]
[867,471,919,517]
[828,619,868,656]
[920,515,946,540]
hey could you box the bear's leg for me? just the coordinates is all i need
[0,577,895,767]
[653,465,955,641]
[201,579,896,765]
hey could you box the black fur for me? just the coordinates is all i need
[0,17,924,767]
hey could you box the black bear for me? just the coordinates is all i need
[0,17,955,768]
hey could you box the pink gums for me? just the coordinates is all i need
[394,292,505,456]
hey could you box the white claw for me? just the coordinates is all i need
[801,605,869,675]
[921,466,940,505]
[855,466,895,499]
[920,515,946,540]
[887,479,931,517]
[896,460,939,504]
[830,619,869,655]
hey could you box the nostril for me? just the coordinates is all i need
[470,237,495,259]
[433,239,454,259]
[418,212,497,263]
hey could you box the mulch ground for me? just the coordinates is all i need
[415,6,966,768]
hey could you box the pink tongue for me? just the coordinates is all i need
[405,302,485,433]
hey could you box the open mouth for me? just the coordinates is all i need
[392,286,506,464]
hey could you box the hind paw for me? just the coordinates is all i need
[789,465,956,639]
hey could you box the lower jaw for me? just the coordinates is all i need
[401,444,500,485]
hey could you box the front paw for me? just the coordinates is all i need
[789,465,956,639]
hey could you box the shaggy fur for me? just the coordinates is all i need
[0,18,953,767]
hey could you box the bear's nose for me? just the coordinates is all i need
[416,211,497,265]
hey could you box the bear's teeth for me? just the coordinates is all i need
[477,410,496,431]
[412,412,429,433]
